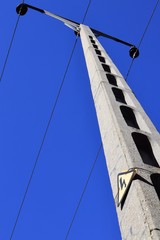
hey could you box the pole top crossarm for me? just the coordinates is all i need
[16,3,80,33]
[16,2,139,58]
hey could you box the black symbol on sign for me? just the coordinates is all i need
[120,177,126,190]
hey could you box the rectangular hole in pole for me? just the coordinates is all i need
[132,132,159,167]
[150,174,160,201]
[93,44,98,49]
[102,64,111,73]
[112,87,126,104]
[120,106,140,129]
[95,49,101,55]
[98,56,106,63]
[106,74,117,86]
[91,39,96,44]
[89,35,93,39]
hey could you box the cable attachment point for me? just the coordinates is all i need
[129,46,139,58]
[16,3,28,16]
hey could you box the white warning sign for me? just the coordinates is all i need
[118,169,137,206]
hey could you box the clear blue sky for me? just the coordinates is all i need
[0,0,160,239]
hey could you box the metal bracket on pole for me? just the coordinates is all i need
[16,2,139,58]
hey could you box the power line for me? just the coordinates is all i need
[9,37,78,240]
[125,0,160,80]
[138,0,160,49]
[0,1,25,82]
[82,0,92,23]
[64,143,102,240]
[9,0,92,238]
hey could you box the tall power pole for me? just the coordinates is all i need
[17,3,160,239]
[80,25,160,239]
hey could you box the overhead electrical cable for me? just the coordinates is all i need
[64,143,102,240]
[9,37,78,240]
[9,0,92,239]
[82,0,92,23]
[125,0,160,80]
[0,1,25,82]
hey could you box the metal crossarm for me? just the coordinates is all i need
[16,2,139,58]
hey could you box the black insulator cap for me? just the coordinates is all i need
[129,46,139,58]
[16,3,28,15]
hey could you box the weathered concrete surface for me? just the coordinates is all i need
[80,24,160,239]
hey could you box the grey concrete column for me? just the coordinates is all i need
[80,24,160,240]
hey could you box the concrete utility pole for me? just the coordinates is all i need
[80,25,160,240]
[17,3,160,239]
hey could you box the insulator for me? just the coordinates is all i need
[16,3,28,15]
[129,46,139,58]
